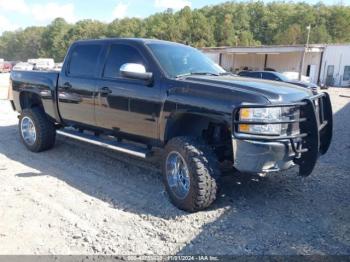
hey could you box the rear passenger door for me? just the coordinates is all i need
[58,43,104,127]
[95,43,161,141]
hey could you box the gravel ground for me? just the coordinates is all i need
[0,87,349,255]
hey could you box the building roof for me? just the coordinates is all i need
[201,44,327,54]
[202,43,350,54]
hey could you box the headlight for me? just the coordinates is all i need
[239,107,282,135]
[238,107,300,136]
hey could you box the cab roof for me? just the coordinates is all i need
[73,38,187,47]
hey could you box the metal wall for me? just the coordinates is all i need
[320,45,350,87]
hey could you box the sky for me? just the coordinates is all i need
[0,0,345,34]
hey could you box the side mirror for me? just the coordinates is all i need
[120,63,153,82]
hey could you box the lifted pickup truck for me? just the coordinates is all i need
[10,38,333,212]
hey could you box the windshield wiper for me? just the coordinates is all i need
[175,72,220,78]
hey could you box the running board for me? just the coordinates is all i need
[56,129,151,158]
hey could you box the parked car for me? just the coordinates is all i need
[0,62,13,73]
[9,61,21,69]
[13,62,33,71]
[282,71,310,82]
[53,63,63,71]
[10,39,333,212]
[34,61,55,71]
[238,70,319,92]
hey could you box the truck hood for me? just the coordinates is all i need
[182,75,313,103]
[287,79,319,89]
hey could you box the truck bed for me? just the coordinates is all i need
[11,70,60,120]
[11,70,59,91]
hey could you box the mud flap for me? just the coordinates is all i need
[295,99,320,177]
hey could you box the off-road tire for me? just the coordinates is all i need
[19,107,56,152]
[163,136,221,212]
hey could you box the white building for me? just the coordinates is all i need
[202,44,350,87]
[319,45,350,87]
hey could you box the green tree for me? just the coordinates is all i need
[144,9,180,41]
[107,18,144,38]
[64,19,108,45]
[327,6,350,42]
[190,10,215,47]
[310,24,332,43]
[274,24,304,45]
[175,6,193,44]
[18,27,45,60]
[41,18,71,61]
[1,1,350,60]
[0,31,22,60]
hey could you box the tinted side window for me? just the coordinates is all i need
[246,72,261,78]
[239,71,249,77]
[262,72,279,81]
[69,44,102,77]
[103,44,145,79]
[239,71,260,77]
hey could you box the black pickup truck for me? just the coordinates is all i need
[10,38,333,212]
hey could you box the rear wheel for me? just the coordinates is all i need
[19,107,56,152]
[163,137,220,212]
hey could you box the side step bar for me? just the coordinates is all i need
[57,129,151,158]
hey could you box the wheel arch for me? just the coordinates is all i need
[163,112,231,143]
[19,91,44,111]
[18,90,57,123]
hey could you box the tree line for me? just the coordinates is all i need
[0,1,349,62]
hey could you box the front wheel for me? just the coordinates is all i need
[19,107,56,152]
[162,137,221,212]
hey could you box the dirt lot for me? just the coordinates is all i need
[0,86,349,255]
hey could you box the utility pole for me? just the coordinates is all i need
[299,25,311,81]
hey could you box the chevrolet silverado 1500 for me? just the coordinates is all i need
[10,38,333,211]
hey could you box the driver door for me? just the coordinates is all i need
[95,43,160,140]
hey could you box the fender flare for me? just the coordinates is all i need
[161,110,231,144]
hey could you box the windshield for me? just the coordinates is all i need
[147,43,226,78]
[274,72,290,82]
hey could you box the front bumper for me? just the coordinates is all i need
[232,139,296,174]
[232,92,333,176]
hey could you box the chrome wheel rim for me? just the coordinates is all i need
[21,116,37,146]
[166,151,190,199]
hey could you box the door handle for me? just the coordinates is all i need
[99,87,112,94]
